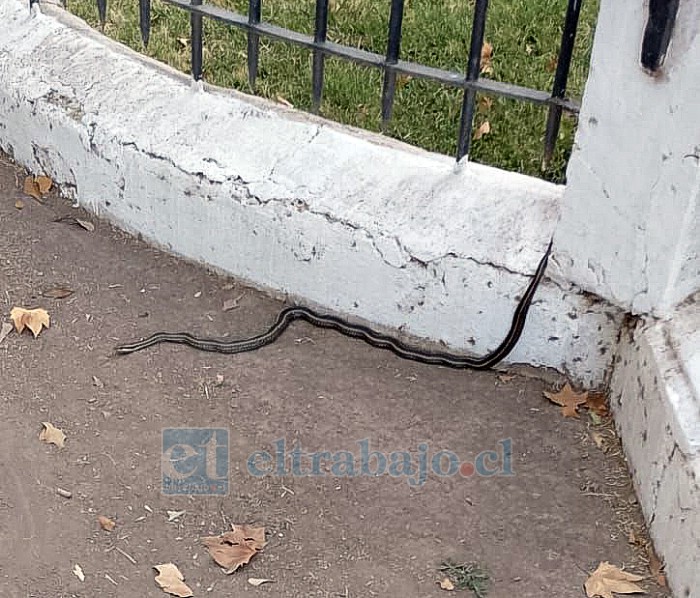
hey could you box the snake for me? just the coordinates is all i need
[115,241,552,369]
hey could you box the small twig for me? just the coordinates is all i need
[105,573,119,586]
[114,546,137,565]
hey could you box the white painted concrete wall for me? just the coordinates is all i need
[0,0,621,385]
[561,2,700,595]
[557,0,700,316]
[611,295,699,598]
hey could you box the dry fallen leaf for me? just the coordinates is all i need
[10,307,50,337]
[248,578,274,587]
[39,422,66,448]
[76,218,95,232]
[647,546,667,588]
[98,515,116,531]
[36,176,52,194]
[202,524,267,574]
[478,95,493,113]
[276,95,294,108]
[497,373,515,384]
[584,562,645,598]
[22,175,52,200]
[544,383,588,418]
[397,74,413,89]
[42,287,74,299]
[586,391,609,416]
[546,54,559,73]
[474,121,491,140]
[439,577,455,591]
[153,563,193,597]
[480,41,493,74]
[0,322,12,345]
[72,563,85,582]
[23,176,42,200]
[167,510,186,522]
[591,430,605,450]
[15,199,24,210]
[222,297,241,312]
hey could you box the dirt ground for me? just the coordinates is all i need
[0,154,668,598]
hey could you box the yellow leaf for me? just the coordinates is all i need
[98,515,116,531]
[23,176,42,200]
[15,199,24,210]
[10,307,50,337]
[153,563,193,597]
[543,382,588,418]
[474,121,491,140]
[39,422,66,448]
[439,577,455,591]
[584,561,645,598]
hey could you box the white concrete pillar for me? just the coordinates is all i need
[555,0,699,316]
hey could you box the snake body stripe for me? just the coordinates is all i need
[115,241,552,369]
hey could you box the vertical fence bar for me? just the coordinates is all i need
[190,0,203,81]
[456,0,488,161]
[247,0,262,89]
[381,0,405,129]
[96,0,107,28]
[139,0,151,48]
[312,0,330,113]
[543,0,582,166]
[641,0,680,73]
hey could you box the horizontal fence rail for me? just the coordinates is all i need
[47,0,585,165]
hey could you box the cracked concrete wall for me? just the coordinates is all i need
[0,0,623,385]
[611,295,700,598]
[556,0,700,316]
[559,2,700,594]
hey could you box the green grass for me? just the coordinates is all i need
[67,0,599,182]
[440,560,490,597]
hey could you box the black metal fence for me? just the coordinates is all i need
[38,0,585,164]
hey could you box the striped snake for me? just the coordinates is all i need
[115,241,552,369]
